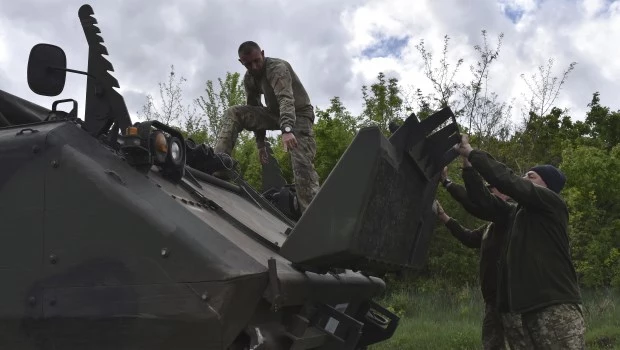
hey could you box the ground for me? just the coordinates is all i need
[370,286,620,350]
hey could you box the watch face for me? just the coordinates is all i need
[284,126,292,133]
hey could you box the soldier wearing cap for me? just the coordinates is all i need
[454,134,585,349]
[434,154,514,349]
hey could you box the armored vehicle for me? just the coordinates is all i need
[0,4,461,349]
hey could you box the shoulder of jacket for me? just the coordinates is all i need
[538,186,569,212]
[265,57,290,73]
[243,70,254,84]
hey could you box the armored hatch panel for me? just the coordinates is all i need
[0,102,392,349]
[280,108,460,273]
[0,89,50,126]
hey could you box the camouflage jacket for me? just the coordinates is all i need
[243,57,314,131]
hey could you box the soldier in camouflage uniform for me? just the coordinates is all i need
[213,41,320,213]
[455,134,586,350]
[434,155,514,350]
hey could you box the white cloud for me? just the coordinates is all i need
[343,0,620,123]
[1,0,619,134]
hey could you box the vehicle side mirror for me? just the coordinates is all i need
[27,43,67,96]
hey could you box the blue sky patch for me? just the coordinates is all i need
[361,35,410,59]
[504,5,525,23]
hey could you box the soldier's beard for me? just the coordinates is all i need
[250,68,264,78]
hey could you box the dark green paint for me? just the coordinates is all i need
[0,3,460,349]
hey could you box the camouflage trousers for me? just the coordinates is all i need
[482,302,507,349]
[214,105,320,212]
[501,303,585,350]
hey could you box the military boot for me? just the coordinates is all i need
[185,139,239,180]
[211,152,239,181]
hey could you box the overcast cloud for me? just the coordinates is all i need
[1,0,619,128]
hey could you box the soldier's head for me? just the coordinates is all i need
[524,164,566,194]
[238,41,265,77]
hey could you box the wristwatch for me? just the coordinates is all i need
[441,178,452,188]
[282,125,293,134]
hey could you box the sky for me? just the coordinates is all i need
[1,0,619,131]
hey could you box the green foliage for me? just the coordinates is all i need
[584,92,620,150]
[360,72,407,136]
[231,133,261,188]
[314,97,360,182]
[142,29,619,294]
[193,71,246,144]
[561,144,620,288]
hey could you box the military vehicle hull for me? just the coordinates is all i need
[0,3,461,349]
[0,106,396,349]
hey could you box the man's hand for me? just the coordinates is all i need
[441,166,448,182]
[462,154,472,168]
[454,134,473,158]
[258,147,269,165]
[432,200,450,223]
[282,132,298,152]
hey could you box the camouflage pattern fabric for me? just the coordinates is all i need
[243,57,315,129]
[502,303,585,349]
[214,105,277,154]
[482,302,507,349]
[214,105,320,212]
[501,312,531,349]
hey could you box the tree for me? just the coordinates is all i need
[412,30,514,147]
[360,72,406,135]
[415,35,464,113]
[520,58,577,123]
[459,30,513,145]
[193,72,246,145]
[561,144,620,288]
[136,49,620,293]
[314,97,360,182]
[584,92,620,150]
[137,65,196,127]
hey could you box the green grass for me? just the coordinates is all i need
[369,286,620,350]
[582,289,620,349]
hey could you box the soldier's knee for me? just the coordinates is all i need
[224,106,245,122]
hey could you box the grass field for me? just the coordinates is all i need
[369,286,620,349]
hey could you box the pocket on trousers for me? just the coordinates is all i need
[550,305,585,345]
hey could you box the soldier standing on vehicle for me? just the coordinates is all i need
[213,41,320,213]
[434,154,514,350]
[454,134,585,349]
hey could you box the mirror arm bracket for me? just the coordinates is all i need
[48,66,96,79]
[47,66,103,97]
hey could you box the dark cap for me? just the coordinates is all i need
[529,164,566,193]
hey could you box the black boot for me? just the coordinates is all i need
[211,152,239,181]
[185,139,238,179]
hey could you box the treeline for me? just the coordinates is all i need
[137,30,620,291]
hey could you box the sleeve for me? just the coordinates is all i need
[445,181,495,222]
[444,218,484,249]
[468,149,562,211]
[243,74,266,146]
[268,62,296,129]
[462,166,511,220]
